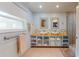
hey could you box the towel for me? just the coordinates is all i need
[17,33,26,56]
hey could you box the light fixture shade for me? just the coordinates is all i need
[39,5,43,8]
[56,5,59,8]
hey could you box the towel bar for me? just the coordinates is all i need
[4,36,18,40]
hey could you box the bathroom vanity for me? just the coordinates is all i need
[31,32,69,48]
[31,16,69,48]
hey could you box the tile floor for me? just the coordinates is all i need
[60,48,75,57]
[23,48,64,57]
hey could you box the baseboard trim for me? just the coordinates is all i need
[21,48,31,57]
[31,46,69,48]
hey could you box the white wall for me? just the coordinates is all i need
[33,13,67,31]
[0,32,19,57]
[0,2,33,56]
[67,12,76,56]
[0,3,33,21]
[67,12,76,45]
[76,4,79,57]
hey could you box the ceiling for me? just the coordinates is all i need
[16,2,78,13]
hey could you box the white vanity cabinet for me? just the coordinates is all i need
[31,36,37,46]
[31,35,68,47]
[49,37,56,46]
[49,36,62,46]
[37,36,42,46]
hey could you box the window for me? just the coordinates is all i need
[0,16,25,31]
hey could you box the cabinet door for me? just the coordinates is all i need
[49,38,56,46]
[55,38,62,46]
[43,36,49,46]
[37,36,42,46]
[31,36,36,46]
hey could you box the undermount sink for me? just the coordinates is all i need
[34,29,65,34]
[40,30,60,34]
[51,32,59,34]
[40,31,48,34]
